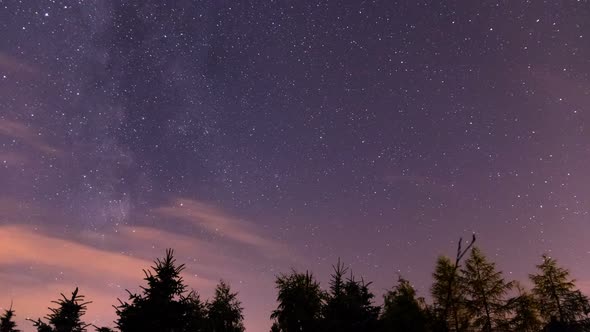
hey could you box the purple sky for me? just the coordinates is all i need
[1,1,589,331]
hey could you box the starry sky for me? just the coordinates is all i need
[1,0,589,331]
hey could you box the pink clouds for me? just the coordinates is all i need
[0,198,296,331]
[154,198,290,257]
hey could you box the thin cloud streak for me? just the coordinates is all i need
[154,198,290,257]
[0,197,292,332]
[0,53,37,75]
[0,119,61,155]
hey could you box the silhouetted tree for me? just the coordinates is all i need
[380,277,429,332]
[0,305,20,332]
[530,254,590,325]
[31,288,90,332]
[93,328,114,332]
[504,283,542,332]
[206,280,245,332]
[270,270,325,332]
[433,235,476,332]
[185,291,208,332]
[430,256,469,332]
[115,249,206,332]
[323,259,379,332]
[460,247,512,332]
[270,322,280,332]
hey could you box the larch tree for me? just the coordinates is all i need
[460,247,512,332]
[431,256,469,332]
[530,254,590,324]
[504,283,543,332]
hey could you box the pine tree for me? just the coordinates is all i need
[430,256,469,332]
[380,277,428,332]
[270,270,325,332]
[115,249,206,332]
[31,288,90,332]
[460,247,512,332]
[530,254,590,324]
[0,305,20,332]
[206,280,245,332]
[323,259,379,332]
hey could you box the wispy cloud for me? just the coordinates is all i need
[0,223,224,329]
[0,198,291,331]
[0,53,37,75]
[154,198,288,256]
[0,151,28,166]
[0,119,61,155]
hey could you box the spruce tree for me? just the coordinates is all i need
[323,259,379,332]
[380,277,428,332]
[0,305,20,332]
[270,270,325,332]
[530,254,590,324]
[31,288,90,332]
[115,249,206,332]
[460,247,512,332]
[206,280,245,332]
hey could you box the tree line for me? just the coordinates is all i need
[1,238,589,332]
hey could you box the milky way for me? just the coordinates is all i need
[1,1,589,331]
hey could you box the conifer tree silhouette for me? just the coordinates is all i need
[530,254,590,326]
[504,282,542,332]
[437,235,476,332]
[30,288,90,332]
[93,327,114,332]
[431,256,469,332]
[206,280,245,332]
[270,270,325,332]
[380,277,428,332]
[269,322,280,332]
[115,249,206,332]
[0,304,20,332]
[460,247,512,332]
[323,259,379,332]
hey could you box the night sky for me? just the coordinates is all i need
[1,1,589,331]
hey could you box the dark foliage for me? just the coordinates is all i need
[30,288,90,332]
[0,305,20,332]
[10,239,590,332]
[270,270,325,332]
[380,277,429,332]
[322,259,380,332]
[115,249,206,332]
[460,247,512,332]
[530,254,590,325]
[206,281,245,332]
[504,283,543,332]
